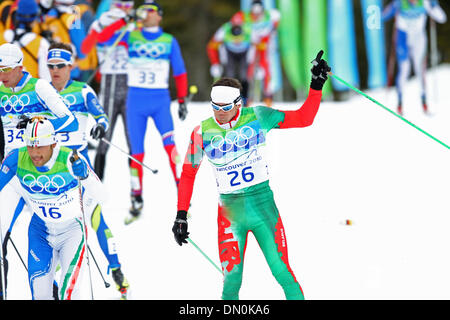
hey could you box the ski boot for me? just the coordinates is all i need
[111,267,130,300]
[125,194,143,225]
[422,97,429,115]
[397,104,403,116]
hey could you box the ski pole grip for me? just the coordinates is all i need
[70,149,80,163]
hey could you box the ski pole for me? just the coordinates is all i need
[0,204,7,300]
[86,21,133,85]
[87,245,111,288]
[187,238,222,275]
[70,150,95,300]
[0,230,7,300]
[101,137,159,174]
[328,73,450,150]
[8,236,59,299]
[9,236,27,271]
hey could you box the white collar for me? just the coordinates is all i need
[10,72,32,93]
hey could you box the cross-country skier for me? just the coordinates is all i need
[0,117,104,299]
[241,0,280,107]
[172,50,330,300]
[47,42,130,298]
[207,11,254,106]
[383,0,447,115]
[0,42,78,299]
[81,0,134,182]
[94,0,189,224]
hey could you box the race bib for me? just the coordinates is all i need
[24,183,82,223]
[100,46,129,74]
[127,60,170,89]
[3,125,25,153]
[212,146,270,194]
[56,115,88,148]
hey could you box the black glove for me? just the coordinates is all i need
[16,115,30,129]
[90,123,106,140]
[172,210,189,246]
[310,50,331,91]
[178,98,187,121]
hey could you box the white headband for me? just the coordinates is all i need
[210,86,240,104]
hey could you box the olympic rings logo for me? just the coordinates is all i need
[210,126,256,153]
[1,94,31,113]
[22,174,66,193]
[131,42,167,58]
[62,94,77,107]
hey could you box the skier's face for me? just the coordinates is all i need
[142,8,161,27]
[48,58,72,87]
[0,66,24,88]
[212,101,240,124]
[27,144,56,167]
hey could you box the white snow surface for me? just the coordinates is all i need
[5,65,450,300]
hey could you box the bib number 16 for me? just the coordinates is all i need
[227,166,254,187]
[39,206,62,219]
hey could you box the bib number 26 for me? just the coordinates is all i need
[227,166,254,187]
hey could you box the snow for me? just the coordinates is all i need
[5,65,450,300]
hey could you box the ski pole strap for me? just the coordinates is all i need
[329,73,450,150]
[187,238,222,274]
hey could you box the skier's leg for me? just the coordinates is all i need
[395,29,410,113]
[217,202,249,300]
[28,214,58,300]
[57,218,86,300]
[94,74,113,180]
[126,91,149,197]
[410,30,428,108]
[250,197,304,300]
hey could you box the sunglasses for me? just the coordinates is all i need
[211,96,241,112]
[47,63,69,70]
[114,2,133,9]
[0,66,14,73]
[141,4,159,12]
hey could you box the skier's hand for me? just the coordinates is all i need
[210,64,223,79]
[70,150,89,180]
[99,8,126,28]
[310,50,331,90]
[90,123,106,140]
[178,98,188,121]
[172,210,189,246]
[16,115,30,129]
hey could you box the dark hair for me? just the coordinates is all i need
[48,42,73,53]
[212,77,243,92]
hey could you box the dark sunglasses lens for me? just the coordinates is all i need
[48,64,67,69]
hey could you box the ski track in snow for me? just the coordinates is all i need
[5,65,450,300]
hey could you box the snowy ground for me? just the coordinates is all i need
[5,65,450,300]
